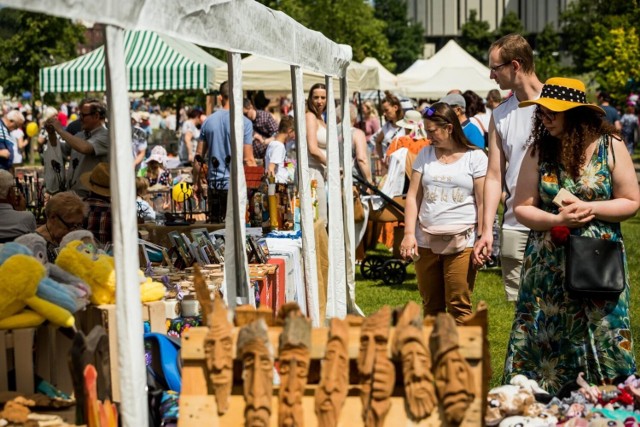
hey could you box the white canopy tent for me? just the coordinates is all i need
[397,40,507,99]
[0,0,359,425]
[361,56,397,91]
[214,54,380,93]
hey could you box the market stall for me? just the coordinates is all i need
[1,1,359,425]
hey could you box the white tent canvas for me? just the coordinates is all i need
[214,54,379,93]
[362,57,397,91]
[397,40,506,99]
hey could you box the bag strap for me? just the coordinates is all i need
[471,116,487,134]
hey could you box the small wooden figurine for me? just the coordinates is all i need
[203,295,233,415]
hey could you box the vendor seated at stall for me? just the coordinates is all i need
[0,169,36,242]
[36,191,88,261]
[80,162,112,246]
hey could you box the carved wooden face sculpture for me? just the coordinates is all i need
[392,302,436,422]
[357,306,394,427]
[315,318,349,427]
[430,313,474,425]
[238,321,273,427]
[204,329,233,414]
[278,346,310,427]
[434,349,474,424]
[278,309,311,427]
[203,298,233,415]
[400,339,436,421]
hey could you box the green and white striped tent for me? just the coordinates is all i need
[39,30,225,94]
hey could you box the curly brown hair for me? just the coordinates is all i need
[528,106,619,179]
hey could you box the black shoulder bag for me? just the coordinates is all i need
[565,234,625,299]
[563,136,626,300]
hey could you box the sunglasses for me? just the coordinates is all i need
[535,108,557,122]
[57,215,83,231]
[79,111,95,119]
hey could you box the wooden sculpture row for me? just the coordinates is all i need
[200,297,475,427]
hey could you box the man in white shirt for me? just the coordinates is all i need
[472,34,544,301]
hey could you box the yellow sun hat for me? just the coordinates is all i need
[519,77,605,115]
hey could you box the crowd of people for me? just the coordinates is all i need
[0,31,639,396]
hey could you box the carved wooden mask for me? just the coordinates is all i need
[315,317,349,427]
[238,319,273,427]
[278,314,311,427]
[430,312,475,425]
[392,301,436,422]
[203,296,233,415]
[357,305,395,427]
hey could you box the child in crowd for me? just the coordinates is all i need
[265,116,295,183]
[135,176,156,222]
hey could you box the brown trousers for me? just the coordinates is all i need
[414,247,476,324]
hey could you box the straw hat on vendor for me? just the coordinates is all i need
[80,162,111,198]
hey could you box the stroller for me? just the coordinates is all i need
[353,173,410,285]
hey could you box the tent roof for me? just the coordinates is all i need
[214,54,379,92]
[39,30,226,93]
[361,57,397,91]
[397,40,506,99]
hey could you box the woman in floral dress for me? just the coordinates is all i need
[503,77,640,394]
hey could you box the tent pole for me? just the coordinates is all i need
[104,25,148,426]
[324,75,347,320]
[225,51,252,308]
[290,65,320,326]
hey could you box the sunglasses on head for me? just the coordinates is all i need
[422,105,450,123]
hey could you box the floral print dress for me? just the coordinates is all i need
[503,136,635,394]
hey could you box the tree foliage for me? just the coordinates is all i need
[561,0,640,75]
[256,0,394,70]
[459,9,492,62]
[534,23,563,82]
[0,9,85,99]
[373,0,423,73]
[585,27,640,104]
[493,11,524,40]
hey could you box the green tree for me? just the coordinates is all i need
[459,9,492,62]
[256,0,393,70]
[585,27,640,104]
[534,23,563,81]
[493,11,524,40]
[561,0,640,74]
[373,0,423,73]
[0,9,85,99]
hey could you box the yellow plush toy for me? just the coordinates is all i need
[0,250,75,329]
[56,240,165,305]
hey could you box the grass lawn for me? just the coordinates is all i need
[355,213,640,389]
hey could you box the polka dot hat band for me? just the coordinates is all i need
[519,77,605,115]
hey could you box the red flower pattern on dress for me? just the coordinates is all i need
[550,226,570,246]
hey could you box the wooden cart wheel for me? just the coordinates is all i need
[360,256,385,279]
[382,260,407,285]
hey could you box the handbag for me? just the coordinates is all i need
[422,224,474,255]
[353,186,365,223]
[565,235,625,299]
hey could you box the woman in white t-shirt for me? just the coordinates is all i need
[400,102,487,323]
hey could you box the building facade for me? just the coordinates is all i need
[408,0,574,41]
